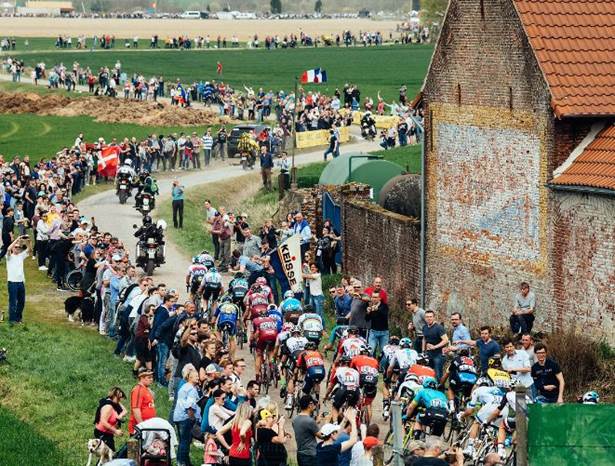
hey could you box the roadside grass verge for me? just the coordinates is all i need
[296,143,422,187]
[158,173,278,257]
[0,259,176,466]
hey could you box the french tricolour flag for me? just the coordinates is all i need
[300,68,327,84]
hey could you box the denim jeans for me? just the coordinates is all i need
[368,329,389,358]
[176,418,196,465]
[427,350,444,382]
[509,313,535,335]
[310,294,325,320]
[155,342,169,386]
[8,281,25,323]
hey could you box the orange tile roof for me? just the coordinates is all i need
[552,123,615,190]
[514,0,615,117]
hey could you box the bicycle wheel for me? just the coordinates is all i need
[66,269,83,291]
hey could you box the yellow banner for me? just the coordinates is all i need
[352,112,398,129]
[295,126,350,149]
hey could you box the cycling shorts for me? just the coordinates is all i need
[218,320,237,336]
[476,404,503,427]
[306,366,326,384]
[203,286,221,301]
[417,407,448,436]
[333,386,360,410]
[450,374,476,398]
[503,416,516,432]
[362,383,378,401]
[190,280,201,295]
[303,330,322,343]
[256,337,276,353]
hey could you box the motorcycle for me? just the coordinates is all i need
[240,151,256,170]
[361,121,377,140]
[116,173,132,204]
[133,219,166,275]
[136,192,156,216]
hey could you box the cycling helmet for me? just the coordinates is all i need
[283,290,295,300]
[219,294,233,304]
[305,341,317,350]
[250,283,262,291]
[581,391,600,404]
[359,345,371,355]
[304,304,314,313]
[209,267,218,274]
[422,376,438,390]
[416,353,431,366]
[339,355,351,364]
[488,354,502,369]
[399,337,412,349]
[389,335,400,345]
[475,377,493,388]
[124,159,133,166]
[347,326,359,335]
[458,347,470,357]
[291,325,302,334]
[267,304,278,311]
[192,256,199,264]
[256,277,267,286]
[234,272,245,279]
[405,373,420,385]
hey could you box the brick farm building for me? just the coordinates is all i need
[420,0,615,343]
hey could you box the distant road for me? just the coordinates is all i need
[0,17,401,41]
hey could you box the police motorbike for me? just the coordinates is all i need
[133,218,167,276]
[361,119,377,140]
[240,150,256,170]
[116,172,132,204]
[136,192,156,216]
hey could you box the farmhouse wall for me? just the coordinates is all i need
[342,200,420,329]
[421,0,558,329]
[551,193,615,342]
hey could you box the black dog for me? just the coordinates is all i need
[64,295,82,317]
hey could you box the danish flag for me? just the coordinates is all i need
[97,146,120,178]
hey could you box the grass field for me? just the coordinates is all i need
[12,45,434,102]
[0,113,217,161]
[297,143,422,187]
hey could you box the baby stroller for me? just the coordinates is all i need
[134,418,175,466]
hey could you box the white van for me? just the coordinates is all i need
[180,11,201,19]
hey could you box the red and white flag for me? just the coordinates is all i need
[300,68,327,84]
[97,146,120,178]
[217,61,223,75]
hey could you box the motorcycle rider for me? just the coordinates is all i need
[115,159,136,194]
[133,215,165,272]
[134,170,159,209]
[360,111,376,140]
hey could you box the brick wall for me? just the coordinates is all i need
[551,193,615,341]
[342,200,420,330]
[421,0,555,329]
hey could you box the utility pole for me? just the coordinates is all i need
[290,75,298,190]
[515,385,529,466]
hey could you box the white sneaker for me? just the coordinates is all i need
[285,396,293,409]
[463,444,474,457]
[498,447,506,459]
[38,266,48,271]
[67,314,74,322]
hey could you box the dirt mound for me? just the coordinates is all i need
[0,91,230,127]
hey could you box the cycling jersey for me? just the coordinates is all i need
[285,336,308,356]
[298,350,325,370]
[413,388,448,410]
[267,308,284,332]
[246,290,270,318]
[202,270,222,289]
[397,379,422,400]
[187,264,208,283]
[339,336,366,358]
[487,368,512,389]
[390,348,419,371]
[406,364,436,383]
[253,316,278,342]
[327,324,349,346]
[229,278,249,299]
[333,367,360,390]
[467,386,505,409]
[280,297,302,314]
[351,355,379,383]
[298,313,323,332]
[216,303,239,333]
[381,344,399,366]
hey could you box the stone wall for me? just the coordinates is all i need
[551,193,615,342]
[342,200,420,330]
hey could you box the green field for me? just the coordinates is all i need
[0,113,217,161]
[13,45,434,101]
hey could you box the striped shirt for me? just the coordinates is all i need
[202,135,214,150]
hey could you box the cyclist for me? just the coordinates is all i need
[267,303,284,333]
[485,385,532,459]
[185,256,208,302]
[325,354,360,423]
[406,376,449,439]
[280,290,302,315]
[336,326,366,362]
[214,298,240,358]
[387,337,419,380]
[297,306,324,344]
[351,345,379,423]
[323,320,349,355]
[380,335,400,373]
[198,250,215,269]
[486,355,513,390]
[397,373,423,403]
[228,272,249,310]
[440,347,478,412]
[198,266,223,318]
[297,341,326,398]
[283,325,309,409]
[251,307,279,384]
[460,377,507,457]
[243,282,272,333]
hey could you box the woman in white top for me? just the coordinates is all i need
[303,263,324,319]
[208,388,234,432]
